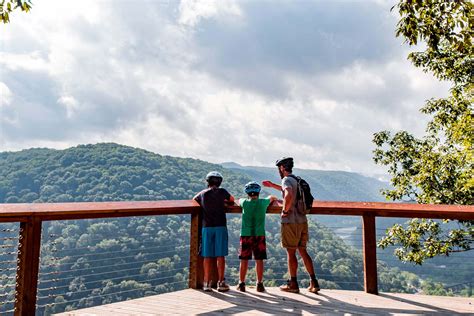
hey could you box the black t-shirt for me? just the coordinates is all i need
[194,187,231,227]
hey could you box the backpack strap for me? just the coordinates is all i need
[287,175,302,200]
[287,174,299,181]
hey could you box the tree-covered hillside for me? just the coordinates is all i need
[0,144,464,315]
[0,143,250,203]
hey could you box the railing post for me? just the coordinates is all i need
[15,217,42,315]
[189,210,203,289]
[362,214,378,294]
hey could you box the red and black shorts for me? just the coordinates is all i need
[239,236,267,260]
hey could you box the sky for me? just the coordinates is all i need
[0,0,451,174]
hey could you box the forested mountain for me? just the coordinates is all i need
[0,144,469,315]
[0,143,250,203]
[0,144,388,204]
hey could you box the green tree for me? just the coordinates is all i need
[1,0,32,23]
[374,1,473,264]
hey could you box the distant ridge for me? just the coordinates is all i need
[220,162,389,202]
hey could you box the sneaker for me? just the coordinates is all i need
[279,279,299,293]
[308,279,320,294]
[218,280,230,292]
[211,281,218,289]
[256,282,265,292]
[236,282,246,292]
[203,282,212,292]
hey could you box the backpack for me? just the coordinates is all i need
[288,175,314,214]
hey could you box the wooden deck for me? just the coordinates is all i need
[55,288,474,315]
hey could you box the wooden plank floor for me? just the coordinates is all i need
[55,287,474,315]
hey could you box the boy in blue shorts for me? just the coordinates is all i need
[194,171,234,292]
[237,181,277,292]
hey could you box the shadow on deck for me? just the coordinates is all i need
[55,288,473,315]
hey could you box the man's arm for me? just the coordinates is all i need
[281,187,293,218]
[262,180,282,191]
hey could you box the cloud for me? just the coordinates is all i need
[0,82,12,108]
[189,1,402,98]
[0,0,451,174]
[57,95,79,118]
[178,0,241,27]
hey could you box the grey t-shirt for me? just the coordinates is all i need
[281,175,307,224]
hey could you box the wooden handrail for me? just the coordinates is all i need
[0,200,473,315]
[1,200,472,221]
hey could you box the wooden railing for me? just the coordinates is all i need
[0,200,473,315]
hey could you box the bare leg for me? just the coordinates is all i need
[210,257,218,287]
[298,247,315,276]
[217,256,226,281]
[203,258,212,284]
[239,259,249,283]
[286,248,298,277]
[280,248,299,292]
[256,260,264,283]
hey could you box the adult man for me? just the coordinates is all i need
[262,157,320,294]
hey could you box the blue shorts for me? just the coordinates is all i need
[201,226,228,257]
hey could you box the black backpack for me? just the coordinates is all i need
[288,175,314,214]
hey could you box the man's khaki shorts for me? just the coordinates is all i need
[281,222,308,249]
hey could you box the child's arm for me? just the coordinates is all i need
[268,195,278,204]
[266,195,279,213]
[193,190,204,205]
[224,194,235,207]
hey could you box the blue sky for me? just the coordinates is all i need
[0,0,450,174]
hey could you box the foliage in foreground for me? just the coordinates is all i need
[0,0,31,23]
[374,0,473,264]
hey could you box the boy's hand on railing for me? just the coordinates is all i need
[224,199,236,207]
[268,195,279,205]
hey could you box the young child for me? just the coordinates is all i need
[193,171,234,292]
[237,181,277,292]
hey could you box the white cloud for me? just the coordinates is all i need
[57,95,79,118]
[0,82,12,107]
[178,0,241,27]
[0,0,452,174]
[0,52,49,72]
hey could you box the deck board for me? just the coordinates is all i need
[54,288,474,315]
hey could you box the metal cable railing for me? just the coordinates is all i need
[0,224,20,316]
[34,216,191,315]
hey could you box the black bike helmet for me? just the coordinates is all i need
[275,157,294,169]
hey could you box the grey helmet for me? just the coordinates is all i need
[206,171,223,181]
